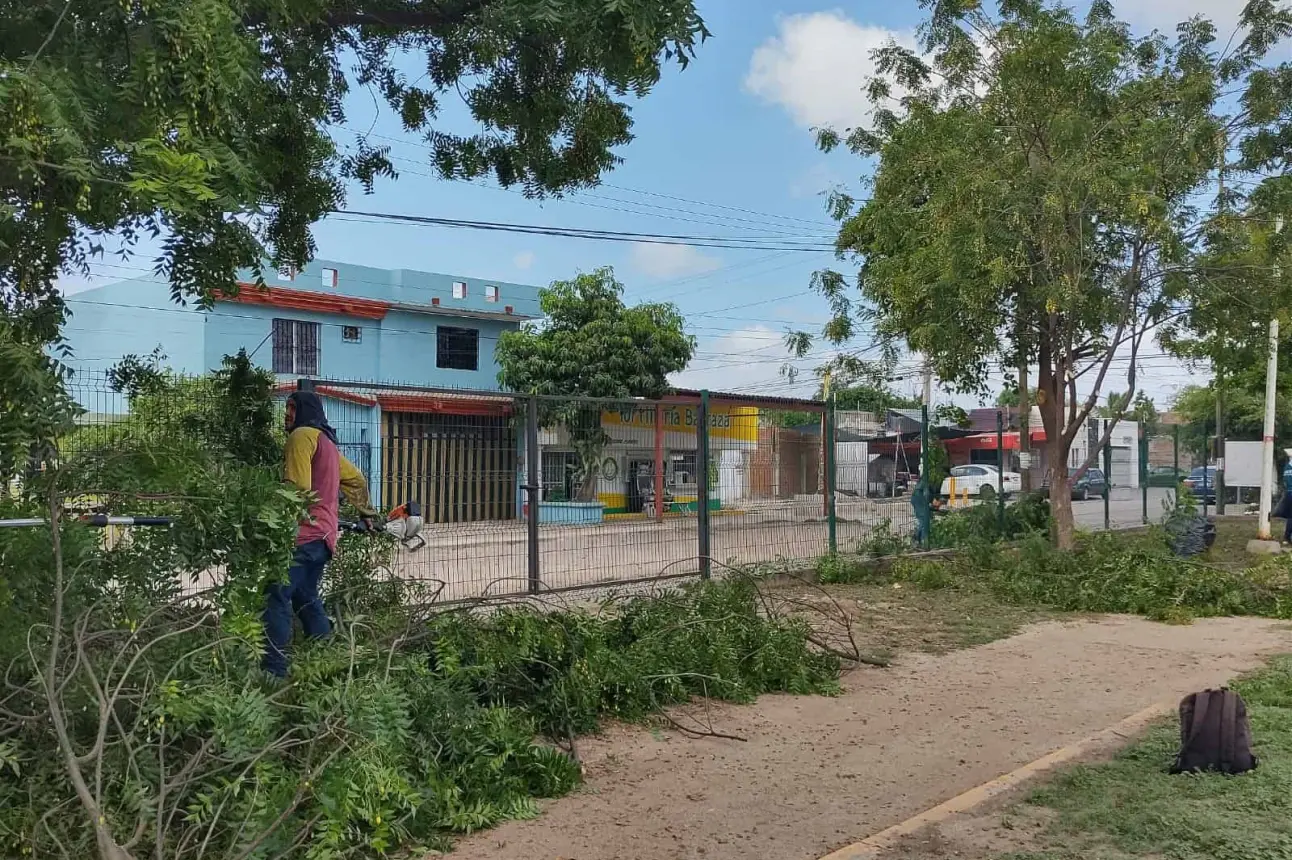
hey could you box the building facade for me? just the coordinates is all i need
[62,259,542,519]
[64,259,540,388]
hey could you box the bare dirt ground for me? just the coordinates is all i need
[448,615,1291,860]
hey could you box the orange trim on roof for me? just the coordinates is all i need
[376,394,513,417]
[272,382,379,408]
[273,382,514,416]
[220,283,390,320]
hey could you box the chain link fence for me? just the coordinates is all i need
[46,370,1273,604]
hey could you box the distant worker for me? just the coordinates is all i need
[910,475,933,547]
[1279,459,1292,545]
[263,390,376,678]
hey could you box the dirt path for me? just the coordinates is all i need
[450,615,1291,860]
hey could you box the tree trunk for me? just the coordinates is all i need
[1048,440,1075,549]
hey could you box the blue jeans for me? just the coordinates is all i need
[262,540,333,677]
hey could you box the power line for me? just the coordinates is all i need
[332,125,837,232]
[331,211,835,252]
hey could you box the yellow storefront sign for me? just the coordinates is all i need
[600,404,759,443]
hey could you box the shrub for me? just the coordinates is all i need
[856,518,909,558]
[0,568,840,858]
[875,527,1292,624]
[2,358,845,860]
[891,558,955,591]
[929,491,1051,549]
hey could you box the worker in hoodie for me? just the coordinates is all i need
[263,390,376,677]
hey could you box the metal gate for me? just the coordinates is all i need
[1110,446,1133,487]
[381,412,517,523]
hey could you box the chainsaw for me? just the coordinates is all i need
[340,501,425,552]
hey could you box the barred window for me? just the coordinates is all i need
[271,319,320,375]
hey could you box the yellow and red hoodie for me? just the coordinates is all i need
[283,426,374,552]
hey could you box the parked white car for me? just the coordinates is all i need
[940,465,1022,499]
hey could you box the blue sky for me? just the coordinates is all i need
[70,0,1258,407]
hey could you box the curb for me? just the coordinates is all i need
[816,701,1172,860]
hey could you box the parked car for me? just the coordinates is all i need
[1147,465,1185,488]
[1183,466,1217,502]
[940,465,1022,499]
[1039,468,1108,501]
[1071,468,1108,501]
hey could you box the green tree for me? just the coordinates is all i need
[1,0,709,487]
[1097,389,1156,435]
[832,382,920,414]
[1173,372,1292,454]
[496,267,694,501]
[995,387,1021,408]
[2,0,708,317]
[794,0,1284,547]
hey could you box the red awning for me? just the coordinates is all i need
[942,430,1046,453]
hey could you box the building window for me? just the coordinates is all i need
[272,319,320,375]
[436,326,479,371]
[342,325,362,344]
[485,284,499,303]
[321,268,339,289]
[452,281,467,299]
[542,451,581,501]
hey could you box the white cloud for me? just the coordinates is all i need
[745,10,918,130]
[513,250,536,270]
[629,242,722,279]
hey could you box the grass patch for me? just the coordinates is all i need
[1001,656,1292,859]
[820,520,1292,626]
[822,580,1053,655]
[811,550,1057,655]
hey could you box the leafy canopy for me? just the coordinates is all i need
[1,0,708,483]
[1,0,709,326]
[495,266,695,399]
[796,0,1292,544]
[496,266,693,501]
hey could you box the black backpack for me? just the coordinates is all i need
[1170,689,1257,775]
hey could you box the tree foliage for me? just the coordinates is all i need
[3,355,846,859]
[800,0,1292,547]
[496,267,694,501]
[2,0,708,320]
[1098,389,1157,435]
[2,0,709,498]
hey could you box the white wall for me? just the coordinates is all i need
[835,441,869,494]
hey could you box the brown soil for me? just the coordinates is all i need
[447,615,1291,860]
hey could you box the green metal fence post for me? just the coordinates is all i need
[826,395,838,555]
[526,395,541,594]
[697,390,712,579]
[1103,438,1112,531]
[1173,424,1180,508]
[1140,428,1149,525]
[996,410,1005,535]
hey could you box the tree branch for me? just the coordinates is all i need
[248,0,494,31]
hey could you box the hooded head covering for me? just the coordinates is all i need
[287,390,338,445]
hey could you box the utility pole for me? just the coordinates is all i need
[921,358,933,409]
[1258,215,1283,540]
[921,358,933,490]
[1216,375,1226,515]
[1018,359,1033,492]
[1215,130,1227,517]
